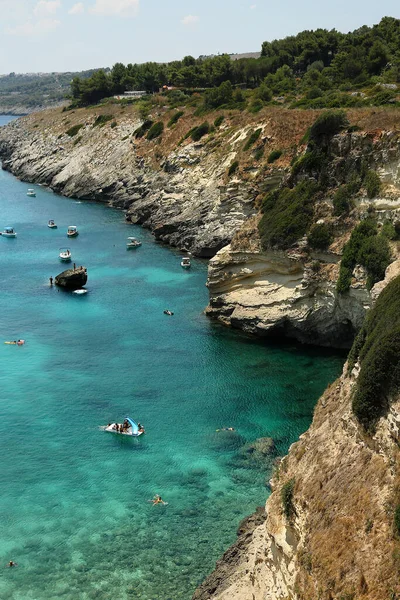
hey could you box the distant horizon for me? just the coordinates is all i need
[0,0,398,74]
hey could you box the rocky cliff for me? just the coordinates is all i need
[194,291,400,599]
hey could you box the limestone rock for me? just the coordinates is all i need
[55,267,87,290]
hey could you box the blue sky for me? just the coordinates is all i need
[0,0,399,73]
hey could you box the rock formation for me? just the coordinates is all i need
[55,266,87,290]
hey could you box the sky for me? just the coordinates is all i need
[0,0,399,74]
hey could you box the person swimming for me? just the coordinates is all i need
[7,561,17,568]
[150,494,167,506]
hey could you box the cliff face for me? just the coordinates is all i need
[194,355,400,600]
[0,108,258,257]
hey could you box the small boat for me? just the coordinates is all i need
[181,256,191,269]
[163,309,174,316]
[48,220,57,229]
[4,339,25,345]
[27,189,36,197]
[67,226,79,237]
[103,417,144,437]
[73,289,87,295]
[1,227,17,237]
[59,247,72,261]
[127,237,142,249]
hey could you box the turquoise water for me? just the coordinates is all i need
[0,115,344,600]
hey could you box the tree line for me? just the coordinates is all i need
[70,17,400,107]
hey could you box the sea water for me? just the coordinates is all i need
[0,115,344,600]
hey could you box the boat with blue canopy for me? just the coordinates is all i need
[103,417,145,437]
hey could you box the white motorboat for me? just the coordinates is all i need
[103,417,144,437]
[1,227,17,238]
[27,189,36,197]
[48,220,57,229]
[127,237,142,249]
[73,289,87,295]
[59,247,72,261]
[67,226,79,237]
[181,256,191,269]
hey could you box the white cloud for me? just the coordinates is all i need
[89,0,139,17]
[6,18,61,35]
[33,0,61,17]
[68,2,84,14]
[181,15,199,27]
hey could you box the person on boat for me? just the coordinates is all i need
[151,495,166,505]
[123,419,129,430]
[49,276,53,286]
[7,561,17,568]
[138,423,145,433]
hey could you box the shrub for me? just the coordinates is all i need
[256,84,273,102]
[66,123,83,137]
[146,121,164,140]
[364,170,381,198]
[243,128,262,151]
[309,110,348,145]
[308,223,333,250]
[348,275,400,429]
[291,149,326,177]
[93,114,113,128]
[110,121,117,129]
[336,218,390,293]
[381,221,396,240]
[281,478,295,519]
[73,135,82,146]
[135,119,153,138]
[395,505,400,537]
[204,81,233,109]
[254,147,264,161]
[228,161,239,176]
[333,185,352,215]
[248,99,264,113]
[258,181,318,250]
[191,122,210,141]
[167,110,184,128]
[214,115,224,128]
[267,149,282,164]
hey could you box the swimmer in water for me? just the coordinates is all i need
[150,494,167,506]
[7,561,17,568]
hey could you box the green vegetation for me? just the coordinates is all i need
[364,170,382,198]
[190,122,210,141]
[93,114,113,128]
[69,18,400,109]
[395,505,400,537]
[243,128,262,151]
[110,121,117,128]
[281,478,295,519]
[309,110,348,145]
[214,115,225,127]
[65,123,83,137]
[267,149,282,163]
[349,275,400,429]
[167,110,184,128]
[336,218,391,293]
[308,223,333,250]
[146,121,164,140]
[259,181,318,250]
[134,120,153,138]
[228,161,239,176]
[333,184,353,215]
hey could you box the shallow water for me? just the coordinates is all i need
[0,115,344,599]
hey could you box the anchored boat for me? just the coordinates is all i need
[1,227,17,238]
[67,226,79,238]
[127,237,142,249]
[27,189,36,197]
[48,220,57,229]
[180,257,191,269]
[59,247,72,262]
[103,417,145,437]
